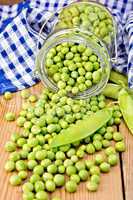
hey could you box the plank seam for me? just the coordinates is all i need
[120,153,126,200]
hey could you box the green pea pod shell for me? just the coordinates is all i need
[109,71,128,86]
[102,83,122,99]
[51,109,112,147]
[118,89,133,134]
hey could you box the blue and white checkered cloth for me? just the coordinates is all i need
[0,0,133,94]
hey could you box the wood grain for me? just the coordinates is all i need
[0,0,22,5]
[0,83,124,200]
[119,122,133,200]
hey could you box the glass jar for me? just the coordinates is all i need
[35,1,117,99]
[56,1,117,58]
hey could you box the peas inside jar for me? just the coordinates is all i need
[57,2,115,46]
[45,42,102,96]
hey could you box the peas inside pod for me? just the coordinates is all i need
[46,42,102,96]
[57,2,115,45]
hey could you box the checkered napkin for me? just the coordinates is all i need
[0,0,133,94]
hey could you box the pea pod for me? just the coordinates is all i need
[51,109,112,147]
[102,83,121,99]
[109,71,128,86]
[118,89,133,134]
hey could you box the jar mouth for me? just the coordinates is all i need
[55,1,117,49]
[39,28,111,99]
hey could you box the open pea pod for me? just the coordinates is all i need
[51,109,112,147]
[118,89,133,134]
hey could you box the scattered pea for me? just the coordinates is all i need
[5,112,15,121]
[9,174,22,186]
[4,91,13,100]
[100,162,110,173]
[86,181,98,192]
[65,181,77,193]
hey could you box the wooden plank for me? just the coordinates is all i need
[0,0,22,5]
[119,122,133,200]
[0,83,123,200]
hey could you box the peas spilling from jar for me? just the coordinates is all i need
[46,42,102,95]
[57,3,114,45]
[4,85,126,199]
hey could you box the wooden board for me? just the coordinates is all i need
[0,83,124,200]
[0,0,22,5]
[119,122,133,200]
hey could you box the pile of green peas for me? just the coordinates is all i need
[45,42,102,95]
[4,88,125,199]
[57,2,114,45]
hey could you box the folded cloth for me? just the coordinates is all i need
[0,0,133,94]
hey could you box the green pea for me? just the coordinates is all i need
[10,132,20,142]
[90,166,100,175]
[29,95,37,103]
[93,140,102,151]
[18,170,28,180]
[54,174,65,187]
[92,70,101,84]
[16,160,27,171]
[45,180,56,192]
[23,192,34,200]
[95,154,104,165]
[66,52,74,60]
[21,90,30,99]
[23,183,34,194]
[76,149,85,158]
[79,169,88,181]
[105,146,116,156]
[47,164,57,174]
[5,112,15,121]
[30,175,40,184]
[86,143,95,154]
[41,159,52,168]
[9,174,22,186]
[58,165,65,174]
[85,160,94,170]
[90,174,100,184]
[65,181,77,193]
[5,141,16,152]
[72,86,79,95]
[100,162,110,173]
[28,160,38,170]
[75,161,85,171]
[104,132,113,140]
[67,148,76,158]
[33,165,44,175]
[66,166,77,176]
[55,159,63,166]
[5,160,15,172]
[93,134,103,141]
[4,91,13,100]
[35,181,45,192]
[35,150,47,161]
[115,141,126,152]
[28,152,36,160]
[42,172,53,182]
[36,191,48,200]
[113,132,123,142]
[86,181,98,192]
[102,139,111,148]
[56,151,66,160]
[70,174,80,184]
[31,125,41,135]
[9,151,20,161]
[108,154,118,166]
